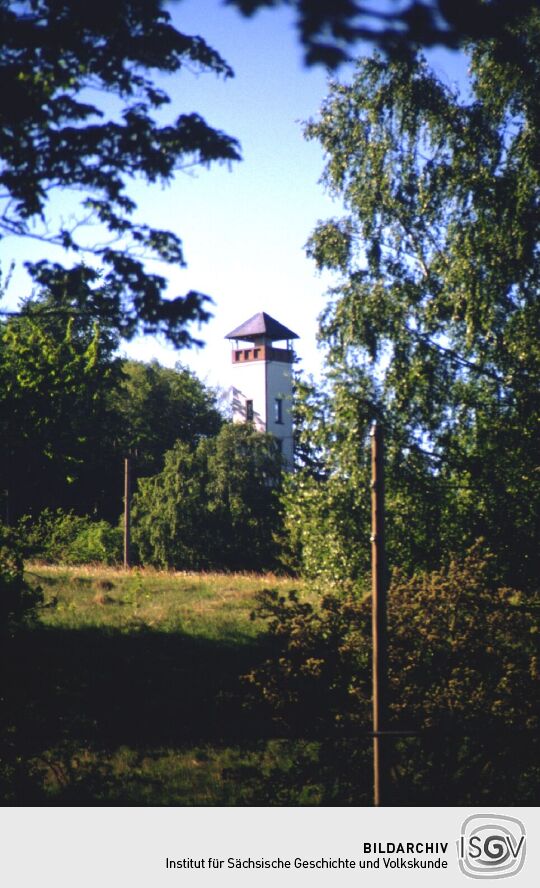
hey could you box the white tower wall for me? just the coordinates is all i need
[265,359,294,468]
[231,359,267,432]
[231,357,294,468]
[226,312,298,471]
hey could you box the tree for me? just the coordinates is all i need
[111,359,223,478]
[2,2,536,347]
[0,0,240,344]
[132,422,283,570]
[228,0,539,67]
[0,283,225,523]
[204,421,283,568]
[0,289,123,520]
[286,13,540,589]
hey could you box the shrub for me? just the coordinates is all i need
[0,526,43,802]
[244,544,539,803]
[133,423,283,571]
[0,525,42,631]
[63,521,123,565]
[17,510,122,565]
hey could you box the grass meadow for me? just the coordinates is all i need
[4,565,341,806]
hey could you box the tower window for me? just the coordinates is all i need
[246,399,254,422]
[274,398,283,424]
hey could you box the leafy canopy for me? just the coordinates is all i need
[0,288,122,520]
[133,422,283,571]
[285,11,540,588]
[227,0,540,67]
[0,287,223,522]
[111,359,223,477]
[2,1,536,345]
[0,0,240,344]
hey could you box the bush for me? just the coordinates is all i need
[281,470,370,588]
[17,510,122,565]
[244,544,539,803]
[133,423,283,571]
[0,526,43,802]
[0,525,42,631]
[64,521,123,565]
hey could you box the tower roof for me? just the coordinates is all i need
[225,311,299,342]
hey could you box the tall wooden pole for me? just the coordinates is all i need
[370,422,388,806]
[124,456,131,570]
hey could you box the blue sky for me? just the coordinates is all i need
[0,0,466,389]
[123,0,343,385]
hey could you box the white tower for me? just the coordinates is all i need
[225,311,298,469]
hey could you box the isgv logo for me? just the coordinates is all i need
[458,814,526,879]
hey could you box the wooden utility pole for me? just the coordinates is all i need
[370,421,388,806]
[123,456,131,570]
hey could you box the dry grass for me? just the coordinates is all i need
[26,562,305,641]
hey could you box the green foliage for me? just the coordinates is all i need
[283,373,373,585]
[244,545,539,801]
[133,423,283,571]
[248,545,539,734]
[18,510,122,565]
[0,525,42,630]
[0,291,224,522]
[245,586,370,736]
[111,359,223,477]
[2,1,533,346]
[60,522,123,567]
[132,440,208,570]
[289,20,540,588]
[387,549,539,733]
[0,291,123,519]
[281,471,369,588]
[228,1,538,68]
[0,1,240,344]
[204,421,282,568]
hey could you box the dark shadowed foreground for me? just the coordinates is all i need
[1,567,537,805]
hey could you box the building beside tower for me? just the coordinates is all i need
[225,311,298,469]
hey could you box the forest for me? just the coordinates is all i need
[1,0,538,805]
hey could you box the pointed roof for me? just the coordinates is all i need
[225,311,299,342]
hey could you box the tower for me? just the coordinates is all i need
[225,311,298,469]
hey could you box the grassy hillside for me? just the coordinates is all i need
[3,565,328,806]
[30,564,291,639]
